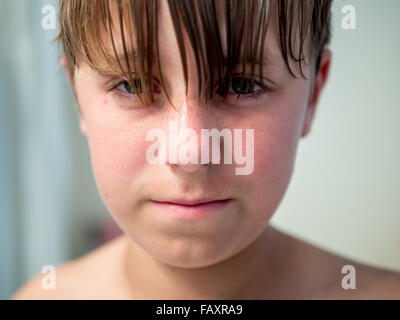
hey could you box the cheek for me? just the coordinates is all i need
[252,122,297,207]
[89,128,145,185]
[241,89,308,218]
[88,124,148,212]
[80,97,151,212]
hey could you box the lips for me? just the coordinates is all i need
[149,198,233,219]
[151,198,231,206]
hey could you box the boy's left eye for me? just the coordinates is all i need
[216,76,267,96]
[230,77,264,95]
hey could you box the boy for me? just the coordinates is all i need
[13,0,400,299]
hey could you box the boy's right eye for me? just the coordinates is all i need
[110,77,162,103]
[116,79,142,95]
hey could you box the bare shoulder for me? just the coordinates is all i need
[11,235,130,300]
[289,233,400,299]
[325,262,400,299]
[349,263,400,299]
[11,260,77,300]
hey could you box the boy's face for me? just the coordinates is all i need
[68,1,330,268]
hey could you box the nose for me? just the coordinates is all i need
[168,98,217,173]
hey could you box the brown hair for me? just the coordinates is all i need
[55,0,332,108]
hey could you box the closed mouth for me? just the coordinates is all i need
[151,199,232,206]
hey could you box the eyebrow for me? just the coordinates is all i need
[97,50,141,73]
[96,44,279,77]
[223,51,273,68]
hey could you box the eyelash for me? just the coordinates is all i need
[109,76,270,103]
[215,77,270,102]
[109,77,156,102]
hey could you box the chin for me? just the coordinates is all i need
[145,237,240,269]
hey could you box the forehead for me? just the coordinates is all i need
[90,0,308,78]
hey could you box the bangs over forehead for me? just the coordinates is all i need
[56,0,331,106]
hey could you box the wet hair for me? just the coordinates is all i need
[55,0,332,107]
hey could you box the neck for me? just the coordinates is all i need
[122,226,301,299]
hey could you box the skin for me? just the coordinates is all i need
[12,1,400,299]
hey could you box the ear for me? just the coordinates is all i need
[78,113,88,137]
[60,55,88,137]
[60,55,72,86]
[301,49,332,138]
